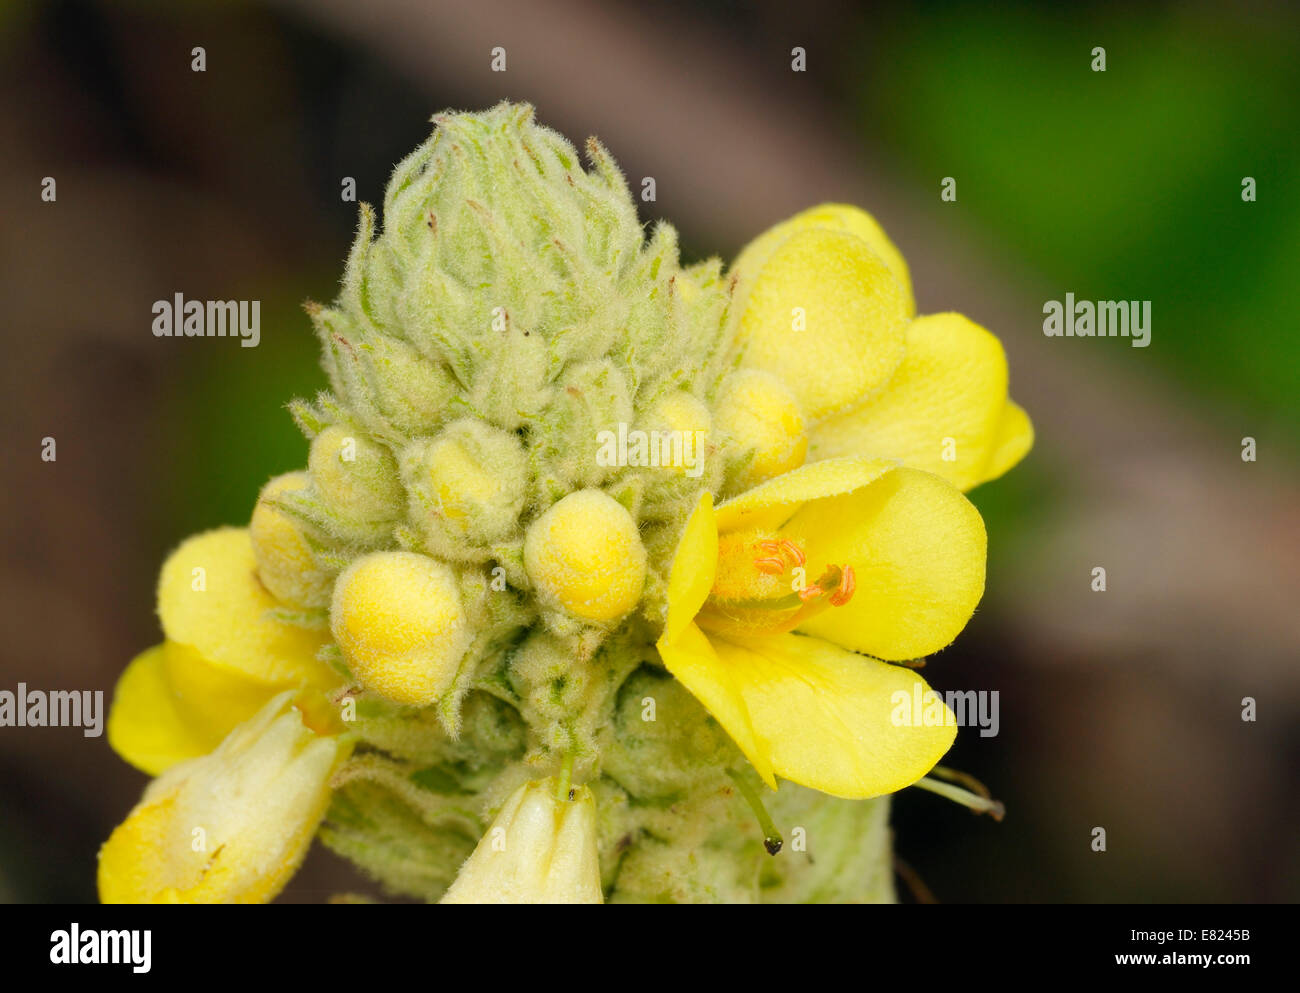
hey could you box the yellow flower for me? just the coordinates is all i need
[440,777,603,904]
[107,528,338,776]
[731,204,1033,491]
[98,692,349,904]
[655,458,985,799]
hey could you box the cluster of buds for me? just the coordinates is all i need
[104,102,1029,903]
[232,105,879,900]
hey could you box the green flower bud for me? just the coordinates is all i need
[535,359,633,493]
[307,425,405,543]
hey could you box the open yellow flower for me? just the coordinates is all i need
[98,692,348,904]
[655,457,985,799]
[107,527,338,776]
[731,204,1033,491]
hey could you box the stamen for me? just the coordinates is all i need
[913,774,1005,821]
[829,565,856,606]
[700,533,859,638]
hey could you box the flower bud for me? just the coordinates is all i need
[404,419,528,557]
[360,333,460,438]
[642,390,712,480]
[440,778,602,904]
[98,692,347,904]
[307,425,405,542]
[329,551,471,706]
[524,489,646,624]
[250,472,333,607]
[714,369,808,490]
[537,360,634,490]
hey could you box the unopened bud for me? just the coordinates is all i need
[329,551,471,706]
[404,419,528,557]
[524,489,646,624]
[714,369,807,490]
[440,777,602,904]
[308,425,404,541]
[250,472,333,607]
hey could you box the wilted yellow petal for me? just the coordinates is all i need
[735,228,908,421]
[810,313,1013,491]
[440,778,603,904]
[98,692,347,904]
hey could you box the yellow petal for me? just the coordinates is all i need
[789,467,987,660]
[734,203,915,317]
[714,456,897,536]
[158,527,332,686]
[980,400,1034,484]
[708,632,955,798]
[655,623,776,789]
[735,228,908,421]
[107,645,217,776]
[98,692,347,904]
[809,313,1012,491]
[663,492,717,644]
[162,642,299,745]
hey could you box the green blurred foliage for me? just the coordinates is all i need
[162,280,329,536]
[861,3,1300,436]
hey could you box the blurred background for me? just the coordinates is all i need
[1,0,1296,903]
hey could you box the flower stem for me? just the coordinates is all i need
[555,752,575,802]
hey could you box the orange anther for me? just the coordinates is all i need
[754,557,784,575]
[829,565,856,606]
[780,540,806,567]
[797,585,822,603]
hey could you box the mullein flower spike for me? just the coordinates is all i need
[104,103,1031,903]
